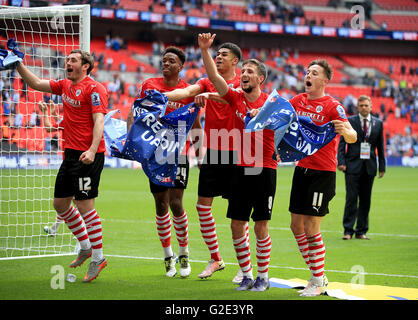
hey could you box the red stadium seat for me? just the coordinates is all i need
[339,54,418,86]
[286,0,330,6]
[373,0,418,11]
[373,14,418,31]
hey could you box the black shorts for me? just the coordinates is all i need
[227,166,277,222]
[54,148,105,200]
[289,166,336,217]
[198,149,238,198]
[149,155,189,193]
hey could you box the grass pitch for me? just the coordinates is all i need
[0,166,417,302]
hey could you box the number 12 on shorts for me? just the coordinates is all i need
[79,177,91,191]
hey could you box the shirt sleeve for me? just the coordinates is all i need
[289,95,298,107]
[89,83,108,115]
[49,79,64,95]
[330,101,348,122]
[196,78,207,93]
[138,80,151,98]
[222,86,242,112]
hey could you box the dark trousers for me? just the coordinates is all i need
[343,165,375,236]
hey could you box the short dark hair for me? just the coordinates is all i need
[218,42,242,61]
[242,59,268,84]
[308,59,333,81]
[163,46,186,65]
[358,95,372,104]
[70,49,94,75]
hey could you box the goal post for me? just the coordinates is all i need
[0,4,90,260]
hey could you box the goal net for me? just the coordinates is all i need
[0,4,90,260]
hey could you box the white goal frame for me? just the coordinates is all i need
[0,4,90,260]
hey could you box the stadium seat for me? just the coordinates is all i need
[373,14,418,32]
[373,0,418,11]
[286,0,330,6]
[339,54,418,86]
[303,10,355,28]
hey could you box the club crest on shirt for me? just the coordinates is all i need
[91,92,101,106]
[316,105,323,113]
[75,89,82,96]
[336,105,347,119]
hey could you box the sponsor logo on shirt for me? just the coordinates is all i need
[62,93,81,107]
[167,101,185,110]
[296,110,325,122]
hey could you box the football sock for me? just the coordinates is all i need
[307,232,325,281]
[256,234,271,280]
[233,234,252,279]
[58,205,90,250]
[245,222,250,247]
[156,211,173,258]
[172,210,189,256]
[81,209,104,262]
[196,204,221,261]
[295,233,310,267]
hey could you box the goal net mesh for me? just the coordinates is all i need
[0,5,90,259]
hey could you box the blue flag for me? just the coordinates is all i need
[103,109,127,155]
[245,89,336,162]
[104,90,199,186]
[0,39,24,71]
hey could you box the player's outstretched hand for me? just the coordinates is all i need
[198,33,216,50]
[0,48,23,70]
[0,38,25,71]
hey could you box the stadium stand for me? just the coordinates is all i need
[2,35,416,155]
[286,0,330,6]
[373,0,418,11]
[109,0,418,31]
[372,14,418,32]
[302,10,355,28]
[338,54,418,85]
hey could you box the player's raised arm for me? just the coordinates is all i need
[194,92,228,107]
[198,33,229,97]
[127,109,134,132]
[16,63,52,93]
[164,83,202,101]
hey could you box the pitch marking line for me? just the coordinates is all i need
[106,254,418,279]
[2,253,417,280]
